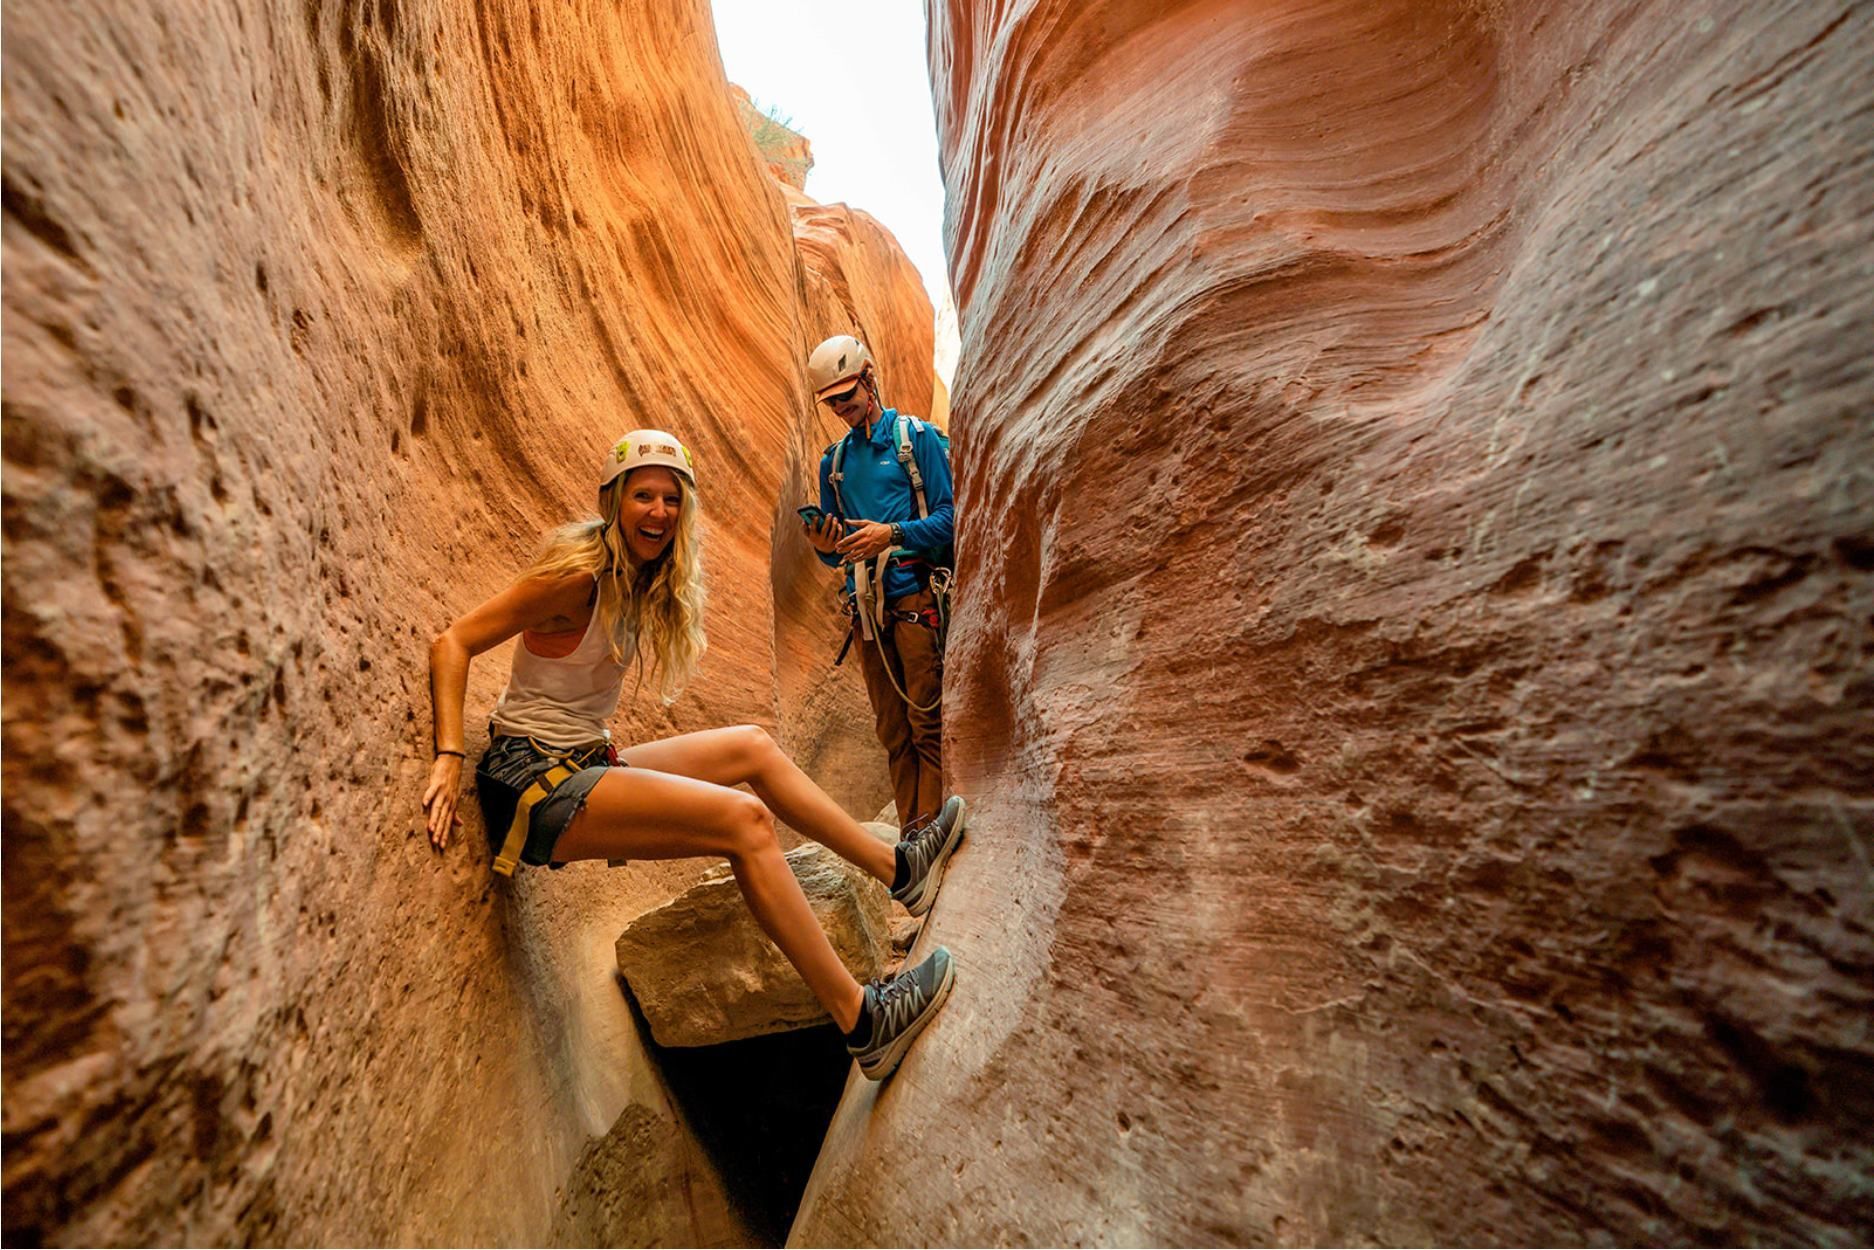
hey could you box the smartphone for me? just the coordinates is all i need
[797,505,833,527]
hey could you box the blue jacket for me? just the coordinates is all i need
[817,408,955,602]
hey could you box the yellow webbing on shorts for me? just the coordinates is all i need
[492,763,576,878]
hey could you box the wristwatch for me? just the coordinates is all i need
[889,523,904,547]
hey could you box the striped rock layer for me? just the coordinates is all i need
[792,1,1874,1245]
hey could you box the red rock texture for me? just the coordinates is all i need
[794,0,1874,1244]
[1,1,923,1243]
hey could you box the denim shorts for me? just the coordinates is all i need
[475,735,619,870]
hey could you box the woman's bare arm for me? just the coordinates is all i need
[422,572,594,847]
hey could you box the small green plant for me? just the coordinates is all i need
[734,93,814,188]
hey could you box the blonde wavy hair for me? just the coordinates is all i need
[524,469,707,702]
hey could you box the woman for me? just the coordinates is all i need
[421,430,966,1079]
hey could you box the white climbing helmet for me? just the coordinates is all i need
[601,429,695,490]
[807,334,875,400]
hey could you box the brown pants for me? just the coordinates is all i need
[854,588,944,829]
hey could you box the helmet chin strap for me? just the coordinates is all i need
[843,370,883,431]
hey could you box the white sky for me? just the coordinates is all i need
[710,0,953,318]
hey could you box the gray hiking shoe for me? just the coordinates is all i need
[891,794,967,917]
[848,946,956,1080]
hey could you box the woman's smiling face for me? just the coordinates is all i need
[618,466,682,562]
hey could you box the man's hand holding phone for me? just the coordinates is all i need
[800,505,845,554]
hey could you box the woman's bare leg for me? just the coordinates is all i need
[553,766,865,1032]
[620,726,896,885]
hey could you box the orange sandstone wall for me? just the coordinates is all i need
[791,200,936,424]
[930,372,951,427]
[1,1,914,1243]
[795,0,1874,1244]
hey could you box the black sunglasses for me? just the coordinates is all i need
[820,382,861,407]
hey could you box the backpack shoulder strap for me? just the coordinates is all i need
[895,414,929,520]
[826,437,849,516]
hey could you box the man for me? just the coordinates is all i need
[802,334,954,832]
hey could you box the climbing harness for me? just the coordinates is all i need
[490,737,614,877]
[837,549,946,713]
[925,564,953,639]
[825,411,954,713]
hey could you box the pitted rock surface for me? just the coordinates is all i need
[1,2,924,1244]
[616,841,893,1048]
[792,0,1874,1246]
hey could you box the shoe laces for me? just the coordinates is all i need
[905,812,950,871]
[871,967,925,1034]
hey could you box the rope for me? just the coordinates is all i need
[866,620,942,714]
[854,550,943,714]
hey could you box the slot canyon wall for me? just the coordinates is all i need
[795,0,1874,1245]
[2,0,926,1244]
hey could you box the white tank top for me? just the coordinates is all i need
[489,609,629,747]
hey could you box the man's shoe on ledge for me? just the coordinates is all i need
[891,794,966,917]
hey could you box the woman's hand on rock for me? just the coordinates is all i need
[422,755,464,850]
[835,521,894,562]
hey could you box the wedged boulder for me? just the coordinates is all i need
[617,843,892,1047]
